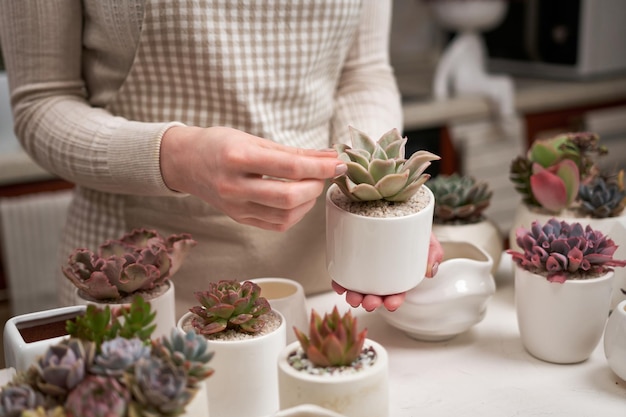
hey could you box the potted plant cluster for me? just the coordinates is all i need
[326,126,440,295]
[508,218,626,364]
[277,306,389,417]
[63,228,196,338]
[509,131,626,310]
[177,280,286,417]
[0,296,214,417]
[428,172,502,272]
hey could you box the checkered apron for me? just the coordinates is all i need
[59,0,362,316]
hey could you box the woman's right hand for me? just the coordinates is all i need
[160,126,346,231]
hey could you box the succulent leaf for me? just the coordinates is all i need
[429,173,492,224]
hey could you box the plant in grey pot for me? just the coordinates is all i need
[508,218,626,364]
[177,280,286,417]
[63,228,196,339]
[326,126,440,296]
[428,172,502,272]
[277,306,389,417]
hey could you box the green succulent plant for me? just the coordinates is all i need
[333,126,440,202]
[428,173,492,224]
[576,172,626,218]
[293,306,367,368]
[189,280,272,335]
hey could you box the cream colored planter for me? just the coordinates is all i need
[326,184,434,295]
[378,241,495,341]
[604,299,626,381]
[75,279,176,340]
[515,267,614,364]
[3,305,86,372]
[510,203,626,311]
[432,218,502,274]
[178,311,286,417]
[277,339,389,417]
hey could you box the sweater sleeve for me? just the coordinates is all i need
[0,0,182,197]
[330,0,403,145]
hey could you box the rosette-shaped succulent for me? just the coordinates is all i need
[0,384,45,417]
[34,339,94,397]
[507,218,626,283]
[64,375,129,417]
[576,173,626,218]
[63,229,196,301]
[428,173,492,224]
[153,329,215,387]
[293,306,367,367]
[90,337,151,377]
[190,280,271,335]
[509,132,608,213]
[127,356,194,417]
[333,126,440,202]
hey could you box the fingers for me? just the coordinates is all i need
[426,233,444,278]
[332,281,406,312]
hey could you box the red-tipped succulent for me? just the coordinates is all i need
[293,306,367,368]
[63,229,196,301]
[507,218,626,283]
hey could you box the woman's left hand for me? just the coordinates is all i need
[332,233,444,312]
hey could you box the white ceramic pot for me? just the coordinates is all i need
[429,0,508,32]
[326,184,434,295]
[277,339,389,417]
[3,305,86,372]
[432,218,502,274]
[249,277,309,345]
[182,380,210,417]
[75,279,176,340]
[515,267,614,364]
[510,203,626,311]
[177,310,286,417]
[604,299,626,381]
[377,241,495,341]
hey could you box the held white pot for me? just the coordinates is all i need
[604,299,626,381]
[177,310,286,417]
[3,305,86,372]
[326,184,434,295]
[277,339,389,417]
[510,203,626,311]
[432,218,502,274]
[377,241,495,341]
[75,279,176,340]
[515,267,614,364]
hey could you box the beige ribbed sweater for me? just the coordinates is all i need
[0,0,402,316]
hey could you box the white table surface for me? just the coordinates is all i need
[306,254,626,417]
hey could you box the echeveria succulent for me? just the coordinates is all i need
[507,218,626,283]
[64,375,129,417]
[0,384,45,417]
[576,173,626,218]
[293,306,367,368]
[34,339,94,397]
[90,337,151,377]
[333,126,440,202]
[63,229,196,301]
[190,280,271,335]
[428,173,492,224]
[152,329,215,387]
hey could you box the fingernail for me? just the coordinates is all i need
[430,262,439,277]
[334,163,347,177]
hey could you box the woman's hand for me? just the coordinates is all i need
[160,125,346,231]
[332,233,444,312]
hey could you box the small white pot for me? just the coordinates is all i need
[509,203,626,311]
[249,277,309,345]
[429,0,508,32]
[75,279,176,340]
[378,241,495,341]
[181,380,210,417]
[604,299,626,381]
[515,267,614,364]
[177,310,286,417]
[326,184,434,295]
[432,218,502,274]
[277,339,389,417]
[3,305,86,372]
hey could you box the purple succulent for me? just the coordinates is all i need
[0,384,45,417]
[62,229,196,300]
[507,218,626,283]
[90,337,151,377]
[35,339,94,397]
[64,375,129,417]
